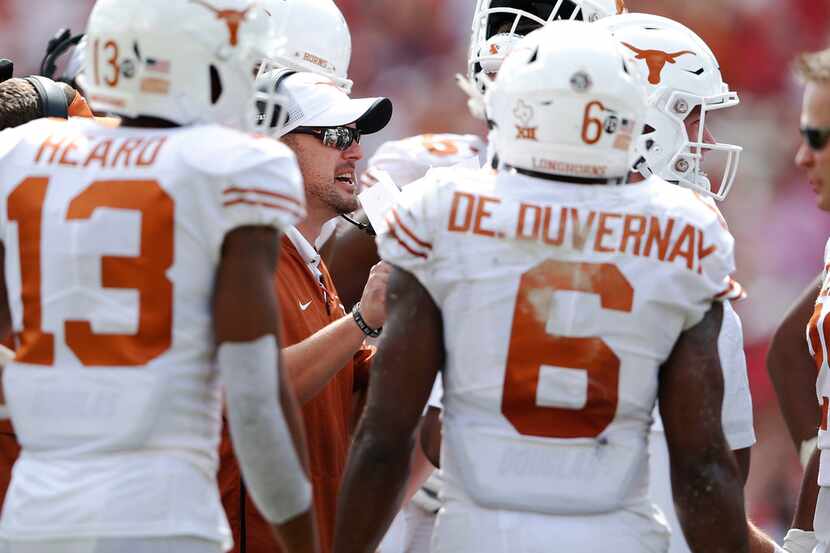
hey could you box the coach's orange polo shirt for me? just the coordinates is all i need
[218,227,373,553]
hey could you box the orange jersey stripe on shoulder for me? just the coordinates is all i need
[222,198,304,220]
[391,209,432,249]
[224,186,303,207]
[715,278,745,301]
[692,192,728,230]
[388,223,428,259]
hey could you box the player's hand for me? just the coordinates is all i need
[782,529,816,553]
[358,262,391,329]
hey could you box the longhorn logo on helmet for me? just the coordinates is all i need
[621,42,695,85]
[190,1,254,47]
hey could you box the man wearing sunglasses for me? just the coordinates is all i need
[797,55,830,210]
[767,45,830,515]
[778,47,830,553]
[217,71,393,553]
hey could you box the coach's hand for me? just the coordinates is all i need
[359,262,391,330]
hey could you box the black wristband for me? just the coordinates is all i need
[352,302,382,338]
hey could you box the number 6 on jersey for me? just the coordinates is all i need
[501,260,633,439]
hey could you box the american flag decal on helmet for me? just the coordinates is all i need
[146,58,170,74]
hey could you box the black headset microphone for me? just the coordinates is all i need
[0,26,87,120]
[24,75,70,119]
[40,28,84,85]
[0,59,12,83]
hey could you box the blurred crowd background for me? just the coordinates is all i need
[2,0,830,540]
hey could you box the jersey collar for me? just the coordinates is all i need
[285,226,322,275]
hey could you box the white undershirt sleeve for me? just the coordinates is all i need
[218,335,311,524]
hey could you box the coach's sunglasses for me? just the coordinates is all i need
[801,126,830,152]
[291,126,361,151]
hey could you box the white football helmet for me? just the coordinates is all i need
[600,14,742,201]
[486,20,647,180]
[459,0,626,119]
[257,0,352,93]
[84,0,285,130]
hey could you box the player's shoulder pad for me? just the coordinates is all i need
[0,118,62,161]
[643,175,729,231]
[375,133,484,165]
[418,164,488,193]
[384,166,496,269]
[364,133,486,189]
[645,177,741,296]
[0,126,25,161]
[176,125,297,177]
[400,165,494,214]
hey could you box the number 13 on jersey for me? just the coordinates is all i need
[7,176,174,367]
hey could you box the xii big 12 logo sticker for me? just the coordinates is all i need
[514,99,538,141]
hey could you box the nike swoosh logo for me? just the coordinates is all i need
[299,300,313,311]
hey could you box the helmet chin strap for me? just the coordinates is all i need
[693,173,712,192]
[634,156,652,179]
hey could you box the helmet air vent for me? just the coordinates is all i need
[528,47,539,64]
[210,65,223,104]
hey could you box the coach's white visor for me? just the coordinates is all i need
[262,70,392,137]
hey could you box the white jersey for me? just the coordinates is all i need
[377,168,740,517]
[650,299,755,449]
[361,133,486,190]
[364,135,485,553]
[809,237,830,542]
[648,303,754,553]
[366,131,482,513]
[363,132,481,425]
[650,197,754,450]
[0,117,303,547]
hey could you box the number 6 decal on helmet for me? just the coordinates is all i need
[501,260,633,439]
[581,100,606,145]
